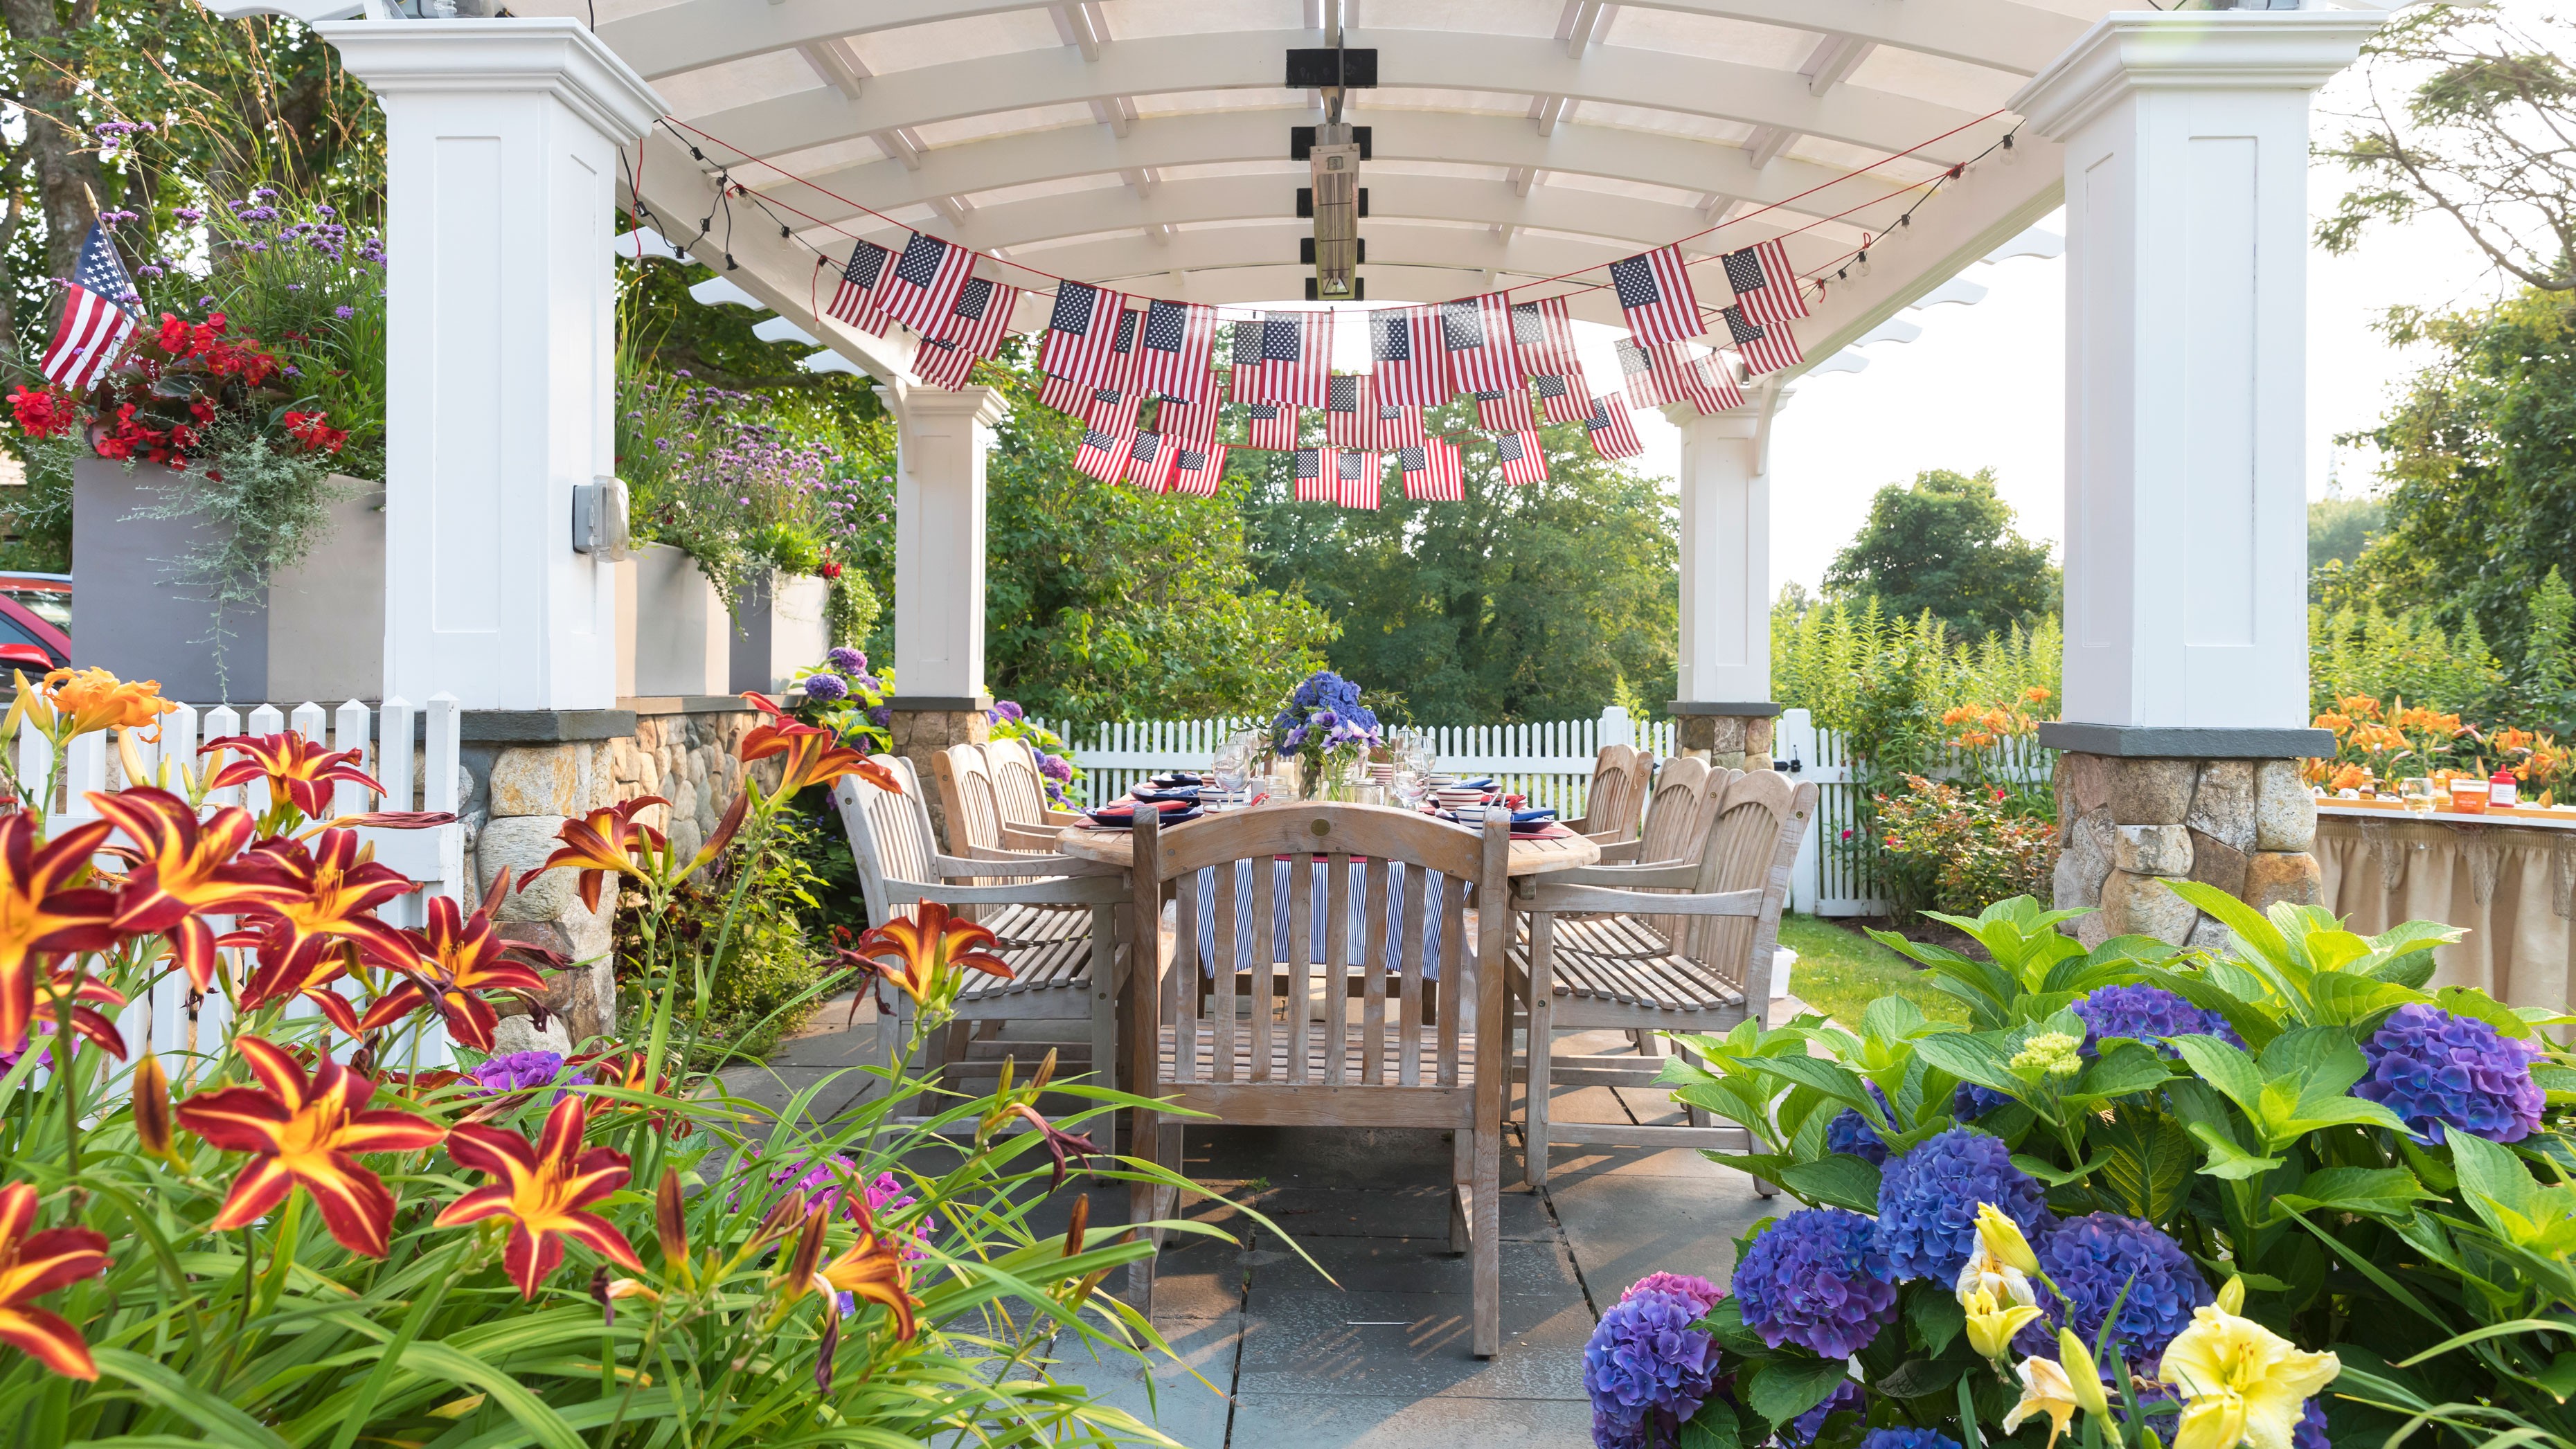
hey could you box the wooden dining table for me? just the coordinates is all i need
[1055,801,1604,875]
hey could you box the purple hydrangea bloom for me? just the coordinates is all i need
[827,646,867,674]
[1733,1208,1897,1359]
[1781,1380,1864,1449]
[1826,1082,1894,1166]
[803,672,849,703]
[2073,984,2244,1059]
[2295,1398,2329,1449]
[1860,1432,1960,1449]
[2356,1003,2545,1144]
[992,699,1026,723]
[1619,1272,1723,1315]
[2019,1213,2211,1369]
[1584,1290,1719,1449]
[1951,1081,2015,1119]
[1039,753,1072,782]
[866,704,892,729]
[1875,1128,2049,1284]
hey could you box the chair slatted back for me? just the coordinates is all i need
[1584,744,1651,843]
[832,753,936,926]
[930,744,1012,856]
[1681,771,1818,991]
[1133,804,1508,1093]
[1634,755,1713,866]
[984,737,1055,827]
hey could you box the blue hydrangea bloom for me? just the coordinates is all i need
[1733,1208,1897,1359]
[2072,985,2243,1058]
[1859,1431,1960,1449]
[2295,1398,2329,1449]
[2356,1003,2546,1144]
[801,672,849,703]
[1875,1128,2050,1284]
[1780,1380,1864,1449]
[1825,1083,1895,1166]
[1584,1289,1718,1449]
[1951,1081,2016,1120]
[2017,1213,2212,1368]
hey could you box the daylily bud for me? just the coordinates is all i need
[2057,1328,2118,1439]
[814,1305,841,1392]
[2216,1275,2245,1315]
[1065,1193,1089,1259]
[656,1169,692,1289]
[1977,1203,2041,1275]
[132,1052,172,1158]
[1030,1047,1058,1094]
[785,1205,829,1297]
[1962,1285,2045,1361]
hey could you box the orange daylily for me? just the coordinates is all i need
[230,829,421,1010]
[7,667,177,746]
[89,787,302,992]
[0,813,118,1056]
[818,1196,920,1339]
[174,1036,445,1257]
[534,793,744,910]
[742,692,900,796]
[845,901,1012,1006]
[0,1182,109,1380]
[434,1094,640,1297]
[357,870,557,1050]
[202,732,388,821]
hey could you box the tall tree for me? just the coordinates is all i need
[1821,467,2057,640]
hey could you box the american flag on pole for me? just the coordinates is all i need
[1532,371,1595,426]
[1655,343,1744,415]
[1614,339,1677,410]
[1040,281,1130,387]
[1582,395,1646,460]
[1607,244,1703,345]
[1472,386,1537,435]
[1439,295,1523,397]
[1292,447,1336,503]
[1372,400,1425,450]
[874,232,976,336]
[39,224,139,390]
[826,240,893,333]
[1168,442,1228,497]
[1721,239,1809,327]
[1240,402,1298,451]
[1134,299,1216,400]
[1074,428,1132,484]
[911,278,1020,389]
[1724,305,1804,377]
[1154,381,1222,451]
[1233,309,1331,407]
[1125,430,1168,487]
[1335,448,1383,509]
[1368,305,1449,406]
[1397,441,1463,501]
[1494,430,1548,486]
[1324,374,1372,449]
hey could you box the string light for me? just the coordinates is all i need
[2001,132,2019,166]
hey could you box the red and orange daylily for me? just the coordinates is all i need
[0,813,118,1056]
[0,1182,109,1380]
[433,1093,640,1297]
[818,1197,920,1340]
[201,731,388,822]
[846,902,1012,1007]
[229,829,421,1011]
[357,870,555,1050]
[89,787,301,993]
[21,968,127,1062]
[533,793,743,910]
[172,1035,445,1257]
[742,692,901,797]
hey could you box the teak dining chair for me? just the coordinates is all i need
[1561,744,1652,845]
[1125,804,1515,1356]
[984,736,1087,831]
[931,744,1066,857]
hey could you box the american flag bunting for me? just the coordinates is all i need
[1724,305,1804,377]
[1608,244,1703,346]
[826,240,892,333]
[1154,379,1222,451]
[1494,430,1549,486]
[1582,395,1646,460]
[1133,299,1216,401]
[874,232,976,337]
[1335,448,1384,510]
[1721,239,1809,327]
[1241,401,1298,451]
[1040,281,1131,388]
[1510,297,1586,382]
[1233,309,1331,407]
[1167,443,1229,498]
[1368,305,1449,406]
[1324,373,1373,449]
[1292,447,1336,503]
[1472,386,1537,435]
[1532,371,1596,426]
[1613,339,1677,410]
[1073,428,1131,484]
[911,278,1020,390]
[1657,342,1744,415]
[39,224,138,390]
[1372,400,1426,450]
[1037,373,1134,431]
[1439,294,1523,397]
[1125,430,1168,486]
[1397,441,1463,501]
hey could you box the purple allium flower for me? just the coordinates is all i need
[1826,1081,1894,1166]
[802,672,849,703]
[2073,984,2244,1059]
[827,646,866,674]
[1951,1081,2015,1119]
[1732,1208,1897,1359]
[2019,1213,2211,1369]
[1860,1432,1960,1449]
[470,1050,568,1095]
[1619,1272,1723,1316]
[2356,1003,2546,1144]
[1583,1290,1718,1449]
[1782,1382,1866,1449]
[334,305,355,319]
[1875,1127,2048,1284]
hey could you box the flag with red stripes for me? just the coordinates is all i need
[875,232,975,336]
[827,240,892,333]
[1040,281,1131,388]
[1582,395,1646,460]
[1724,305,1804,376]
[1494,430,1548,486]
[1510,297,1584,382]
[1292,447,1335,503]
[1658,343,1744,415]
[1154,379,1222,451]
[1532,371,1595,425]
[1608,244,1703,345]
[39,223,139,390]
[1396,440,1463,501]
[1721,238,1809,327]
[1614,339,1676,410]
[1372,400,1425,450]
[1324,374,1373,448]
[1335,448,1383,509]
[1125,430,1168,486]
[1037,372,1134,431]
[911,278,1020,390]
[1368,305,1448,406]
[1167,442,1228,497]
[1074,427,1131,484]
[1133,299,1216,401]
[1233,309,1331,407]
[1438,294,1522,397]
[1472,386,1536,435]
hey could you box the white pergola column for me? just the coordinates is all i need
[1666,392,1783,768]
[2011,9,2379,942]
[320,19,661,713]
[886,386,1008,832]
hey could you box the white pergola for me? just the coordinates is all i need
[215,0,2392,778]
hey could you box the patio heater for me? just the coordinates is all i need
[1287,14,1376,303]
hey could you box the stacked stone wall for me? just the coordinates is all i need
[2052,753,2319,948]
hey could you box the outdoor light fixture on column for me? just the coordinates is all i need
[1287,8,1377,303]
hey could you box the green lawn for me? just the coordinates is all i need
[1778,913,1970,1028]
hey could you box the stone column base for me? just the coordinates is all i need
[1673,712,1774,772]
[2052,752,2320,949]
[888,701,992,849]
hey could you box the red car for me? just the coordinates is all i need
[0,573,71,673]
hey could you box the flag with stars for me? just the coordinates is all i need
[1168,442,1229,498]
[826,240,893,334]
[1509,296,1584,383]
[1073,427,1132,484]
[1653,342,1744,415]
[1324,373,1373,449]
[1439,294,1523,397]
[1335,447,1384,509]
[1372,399,1425,450]
[874,231,976,337]
[1397,440,1463,501]
[1608,244,1701,346]
[1039,372,1139,433]
[1369,305,1449,406]
[1581,395,1645,460]
[911,278,1021,390]
[1154,380,1222,452]
[1040,280,1132,388]
[1721,238,1809,327]
[1724,303,1803,377]
[1292,447,1336,503]
[1125,429,1168,486]
[1240,400,1298,451]
[1234,309,1331,408]
[1532,370,1595,425]
[1613,338,1677,410]
[1494,429,1548,486]
[39,223,139,389]
[1472,386,1537,435]
[1133,298,1216,401]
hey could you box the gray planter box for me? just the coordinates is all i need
[731,570,829,696]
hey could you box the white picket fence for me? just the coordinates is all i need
[1773,708,2057,917]
[19,694,467,1067]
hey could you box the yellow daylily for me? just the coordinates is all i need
[1956,1238,2039,1311]
[1976,1202,2041,1275]
[1962,1284,2046,1360]
[2002,1355,2082,1449]
[4,667,176,748]
[2158,1304,2340,1449]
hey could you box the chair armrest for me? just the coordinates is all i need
[996,824,1065,852]
[885,874,1129,907]
[1539,861,1703,890]
[1525,882,1764,916]
[1041,807,1089,826]
[1591,838,1644,863]
[930,851,1120,879]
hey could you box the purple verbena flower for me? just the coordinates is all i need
[1732,1207,1897,1359]
[1583,1290,1718,1449]
[2356,1003,2545,1144]
[334,305,355,319]
[2296,1398,2329,1449]
[470,1050,569,1095]
[1875,1127,2048,1283]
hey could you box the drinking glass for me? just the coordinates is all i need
[2399,777,2436,814]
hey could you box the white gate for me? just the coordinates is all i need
[1776,708,2058,918]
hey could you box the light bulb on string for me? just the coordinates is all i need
[1854,244,1872,278]
[2001,132,2020,167]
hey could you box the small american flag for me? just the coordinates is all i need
[1233,309,1331,408]
[1038,372,1138,433]
[1532,370,1595,425]
[40,224,138,390]
[1134,299,1216,401]
[1168,443,1229,497]
[1154,379,1222,451]
[1125,429,1168,486]
[1292,447,1336,503]
[1609,244,1703,346]
[827,240,893,334]
[1335,447,1384,509]
[1440,294,1523,397]
[875,232,976,337]
[1656,343,1744,415]
[1582,395,1646,460]
[1613,339,1678,410]
[1721,239,1809,327]
[1040,281,1131,388]
[1324,373,1373,449]
[1369,305,1449,406]
[1494,429,1549,486]
[1510,297,1586,384]
[1242,401,1299,451]
[1373,400,1425,450]
[1074,428,1131,483]
[1397,440,1463,501]
[1472,386,1537,435]
[1724,304,1804,377]
[911,278,1020,390]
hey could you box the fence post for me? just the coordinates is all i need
[1598,705,1634,750]
[1780,708,1821,915]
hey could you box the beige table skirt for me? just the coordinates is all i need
[2316,814,2576,1014]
